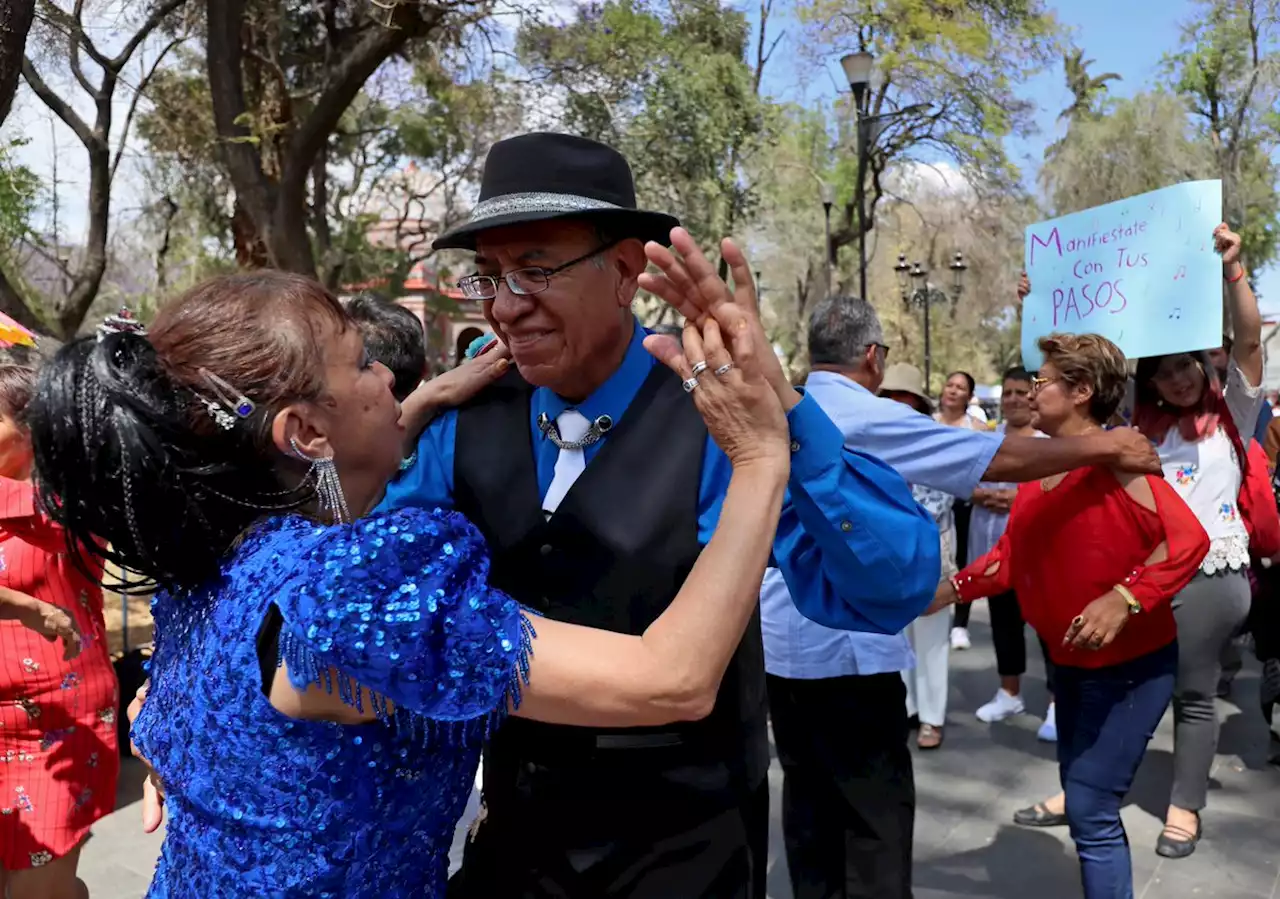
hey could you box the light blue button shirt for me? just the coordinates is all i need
[762,370,1003,679]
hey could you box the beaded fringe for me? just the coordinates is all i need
[277,613,538,746]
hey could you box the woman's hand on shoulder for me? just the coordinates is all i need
[399,342,513,437]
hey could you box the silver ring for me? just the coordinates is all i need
[681,377,699,393]
[690,360,708,376]
[714,362,734,376]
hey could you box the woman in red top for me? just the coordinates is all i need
[0,365,118,899]
[931,334,1208,899]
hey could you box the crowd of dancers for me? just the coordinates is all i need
[0,131,1274,899]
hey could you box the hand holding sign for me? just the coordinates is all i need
[1022,181,1223,367]
[1214,223,1242,267]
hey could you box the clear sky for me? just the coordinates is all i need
[747,0,1280,314]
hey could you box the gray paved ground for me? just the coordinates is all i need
[81,602,1280,898]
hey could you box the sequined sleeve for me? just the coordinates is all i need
[274,508,535,741]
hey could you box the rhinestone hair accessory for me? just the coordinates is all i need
[96,307,145,342]
[290,438,350,524]
[197,368,256,431]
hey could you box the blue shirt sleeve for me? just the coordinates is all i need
[772,393,941,634]
[839,398,1002,497]
[379,410,458,512]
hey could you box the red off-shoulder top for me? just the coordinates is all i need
[953,467,1209,668]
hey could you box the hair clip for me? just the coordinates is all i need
[96,307,145,343]
[197,368,256,429]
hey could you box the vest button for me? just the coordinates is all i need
[540,543,553,556]
[840,520,853,532]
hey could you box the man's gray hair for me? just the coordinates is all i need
[807,295,885,366]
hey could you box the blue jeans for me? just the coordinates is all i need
[1056,642,1177,899]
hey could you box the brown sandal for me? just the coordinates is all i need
[917,723,944,749]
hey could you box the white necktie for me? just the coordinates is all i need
[542,409,591,515]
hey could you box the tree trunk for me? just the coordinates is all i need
[232,200,270,268]
[0,0,36,127]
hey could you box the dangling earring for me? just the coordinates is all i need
[290,438,351,524]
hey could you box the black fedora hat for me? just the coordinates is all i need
[433,132,680,251]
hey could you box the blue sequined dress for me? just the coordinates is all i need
[132,507,534,897]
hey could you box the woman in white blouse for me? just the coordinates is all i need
[1018,223,1261,860]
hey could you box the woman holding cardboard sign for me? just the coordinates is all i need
[1013,224,1265,861]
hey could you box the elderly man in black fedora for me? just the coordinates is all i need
[381,132,941,899]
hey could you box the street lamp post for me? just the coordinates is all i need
[895,251,968,393]
[820,182,835,294]
[840,52,874,301]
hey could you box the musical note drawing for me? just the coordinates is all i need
[1173,265,1188,281]
[1169,308,1182,320]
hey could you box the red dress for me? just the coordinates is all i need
[0,477,118,869]
[953,468,1209,668]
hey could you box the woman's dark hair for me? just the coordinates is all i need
[946,371,976,397]
[28,271,351,593]
[344,293,426,401]
[0,364,36,426]
[1037,333,1128,424]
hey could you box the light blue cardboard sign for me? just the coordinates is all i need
[1021,180,1224,368]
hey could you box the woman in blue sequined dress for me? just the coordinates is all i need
[25,270,791,897]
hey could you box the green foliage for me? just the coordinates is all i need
[0,139,38,251]
[796,0,1062,193]
[517,0,771,244]
[1040,91,1218,216]
[1163,0,1280,269]
[1060,48,1121,122]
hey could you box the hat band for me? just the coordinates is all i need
[467,191,622,225]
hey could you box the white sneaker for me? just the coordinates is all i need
[950,627,971,650]
[976,688,1025,723]
[1037,703,1058,743]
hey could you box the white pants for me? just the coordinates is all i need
[902,607,951,727]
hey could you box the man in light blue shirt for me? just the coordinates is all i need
[765,295,1162,899]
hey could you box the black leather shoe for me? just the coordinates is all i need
[1013,803,1068,828]
[1156,816,1202,859]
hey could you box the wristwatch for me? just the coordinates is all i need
[1114,584,1141,615]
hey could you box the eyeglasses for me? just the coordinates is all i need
[865,343,891,359]
[1030,375,1060,393]
[458,240,621,300]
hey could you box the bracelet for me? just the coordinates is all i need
[1114,583,1141,615]
[1225,264,1246,284]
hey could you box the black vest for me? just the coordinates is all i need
[454,365,768,786]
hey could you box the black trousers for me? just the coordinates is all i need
[952,502,973,628]
[989,591,1056,695]
[448,743,769,899]
[767,672,914,899]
